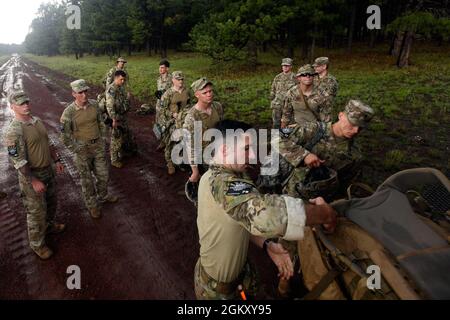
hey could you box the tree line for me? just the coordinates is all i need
[21,0,450,67]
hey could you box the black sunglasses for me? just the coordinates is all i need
[300,73,314,77]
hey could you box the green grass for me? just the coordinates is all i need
[0,55,10,66]
[24,43,450,186]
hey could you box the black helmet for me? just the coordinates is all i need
[296,166,339,202]
[185,180,199,207]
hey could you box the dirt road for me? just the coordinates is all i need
[0,55,279,300]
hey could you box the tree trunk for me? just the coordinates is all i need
[247,40,258,65]
[369,30,376,48]
[397,31,414,68]
[390,31,404,56]
[146,39,151,56]
[310,22,318,62]
[347,1,357,53]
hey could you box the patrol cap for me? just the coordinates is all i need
[191,77,213,92]
[172,71,184,80]
[344,99,374,127]
[117,57,127,63]
[295,64,316,77]
[8,91,30,105]
[159,59,170,67]
[312,57,329,67]
[281,58,293,66]
[70,79,90,93]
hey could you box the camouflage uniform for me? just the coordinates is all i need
[155,73,173,124]
[105,82,137,164]
[262,99,375,198]
[4,114,57,251]
[160,75,192,167]
[270,58,297,129]
[313,57,339,114]
[60,84,109,210]
[195,165,307,299]
[281,64,330,126]
[183,101,224,167]
[103,57,129,89]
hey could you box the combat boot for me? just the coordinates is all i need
[32,245,53,260]
[111,161,123,168]
[99,194,118,203]
[47,223,66,234]
[89,207,101,219]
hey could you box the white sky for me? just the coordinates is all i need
[0,0,52,45]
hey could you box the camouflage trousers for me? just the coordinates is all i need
[271,99,283,129]
[18,166,57,250]
[163,122,176,164]
[110,117,137,163]
[155,99,163,125]
[194,259,259,300]
[74,140,109,209]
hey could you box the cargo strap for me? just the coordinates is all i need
[302,268,341,300]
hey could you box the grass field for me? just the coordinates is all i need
[25,43,450,186]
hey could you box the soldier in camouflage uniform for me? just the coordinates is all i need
[194,119,337,300]
[261,99,375,199]
[313,57,339,111]
[270,58,297,129]
[159,71,192,175]
[281,64,330,127]
[103,57,129,89]
[60,80,118,219]
[260,100,373,296]
[137,59,172,118]
[105,70,137,168]
[4,91,65,260]
[183,77,224,183]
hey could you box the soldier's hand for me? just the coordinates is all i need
[172,112,178,119]
[189,166,201,182]
[55,162,64,175]
[306,198,337,233]
[112,119,119,129]
[31,178,46,194]
[267,242,294,280]
[304,153,325,168]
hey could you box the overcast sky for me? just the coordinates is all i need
[1,0,48,45]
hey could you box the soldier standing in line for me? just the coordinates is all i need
[159,71,192,175]
[281,64,329,127]
[105,70,137,168]
[270,58,297,129]
[313,57,339,113]
[4,91,65,259]
[194,119,337,300]
[183,77,224,183]
[104,57,129,89]
[60,80,118,219]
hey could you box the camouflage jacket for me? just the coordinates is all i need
[160,86,193,129]
[104,67,129,89]
[259,121,361,191]
[105,84,130,120]
[183,102,224,165]
[281,85,330,125]
[314,73,338,98]
[204,165,306,240]
[270,72,297,103]
[157,73,172,92]
[314,73,339,111]
[3,116,51,170]
[60,100,106,153]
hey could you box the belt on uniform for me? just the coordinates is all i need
[76,138,99,144]
[199,262,245,296]
[31,165,51,172]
